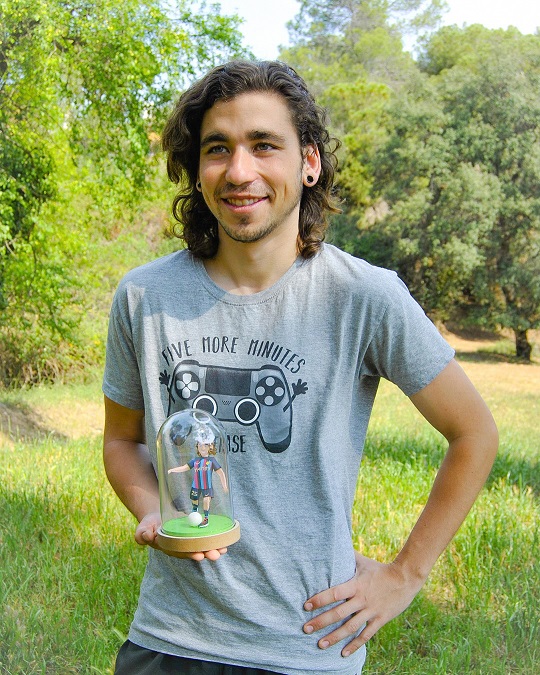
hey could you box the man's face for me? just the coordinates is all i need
[198,91,311,247]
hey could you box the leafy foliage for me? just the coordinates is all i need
[369,27,540,358]
[285,10,540,359]
[0,0,247,384]
[288,0,448,46]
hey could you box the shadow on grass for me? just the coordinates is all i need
[454,350,535,365]
[445,324,538,364]
[445,324,503,342]
[487,451,540,496]
[363,591,539,674]
[0,400,69,444]
[364,434,540,498]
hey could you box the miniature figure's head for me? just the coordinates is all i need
[197,441,217,457]
[194,426,216,456]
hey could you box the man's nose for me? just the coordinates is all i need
[225,147,256,185]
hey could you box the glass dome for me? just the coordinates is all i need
[156,408,240,555]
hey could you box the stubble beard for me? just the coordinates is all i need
[219,204,298,244]
[216,173,304,245]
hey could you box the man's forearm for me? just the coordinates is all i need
[393,430,498,582]
[104,439,160,523]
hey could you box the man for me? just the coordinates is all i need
[103,60,498,675]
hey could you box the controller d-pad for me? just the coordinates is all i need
[255,376,285,407]
[173,371,200,400]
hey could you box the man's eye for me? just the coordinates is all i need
[255,143,275,152]
[207,145,227,154]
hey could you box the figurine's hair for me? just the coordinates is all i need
[197,441,217,456]
[161,60,341,259]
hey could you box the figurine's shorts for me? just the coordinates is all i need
[190,487,213,501]
[115,640,284,674]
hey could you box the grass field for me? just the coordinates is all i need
[0,333,538,674]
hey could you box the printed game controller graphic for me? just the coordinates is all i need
[166,360,293,453]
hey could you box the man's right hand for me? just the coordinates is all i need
[135,511,228,561]
[135,511,162,546]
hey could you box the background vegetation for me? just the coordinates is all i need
[0,0,247,385]
[283,1,540,361]
[1,0,539,388]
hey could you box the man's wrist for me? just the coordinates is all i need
[390,552,433,587]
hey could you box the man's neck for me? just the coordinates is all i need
[203,236,299,295]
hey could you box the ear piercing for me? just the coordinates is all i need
[196,181,202,191]
[306,175,315,184]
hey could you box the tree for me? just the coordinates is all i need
[283,9,540,359]
[0,0,247,384]
[288,0,448,47]
[281,1,439,251]
[369,27,540,359]
[282,0,440,93]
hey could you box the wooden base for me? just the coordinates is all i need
[156,520,240,556]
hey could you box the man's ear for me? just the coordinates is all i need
[302,144,321,186]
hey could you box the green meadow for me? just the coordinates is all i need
[0,345,538,674]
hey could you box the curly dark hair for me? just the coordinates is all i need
[161,60,341,259]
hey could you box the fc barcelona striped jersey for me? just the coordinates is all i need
[188,457,221,490]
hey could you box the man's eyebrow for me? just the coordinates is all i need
[200,130,288,147]
[200,132,228,148]
[247,130,287,144]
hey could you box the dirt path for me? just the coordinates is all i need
[0,397,103,447]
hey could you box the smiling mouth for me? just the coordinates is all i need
[223,197,266,207]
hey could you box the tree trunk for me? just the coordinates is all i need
[514,329,532,361]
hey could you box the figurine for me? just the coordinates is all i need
[168,427,228,528]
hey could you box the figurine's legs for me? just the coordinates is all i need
[190,488,201,512]
[198,494,211,528]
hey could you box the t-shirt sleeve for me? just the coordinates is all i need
[362,274,455,396]
[102,281,145,410]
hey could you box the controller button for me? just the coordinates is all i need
[193,395,217,417]
[255,376,285,406]
[235,399,260,425]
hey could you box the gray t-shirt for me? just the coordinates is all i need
[103,244,454,675]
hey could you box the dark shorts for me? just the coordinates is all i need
[115,641,284,675]
[190,487,213,501]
